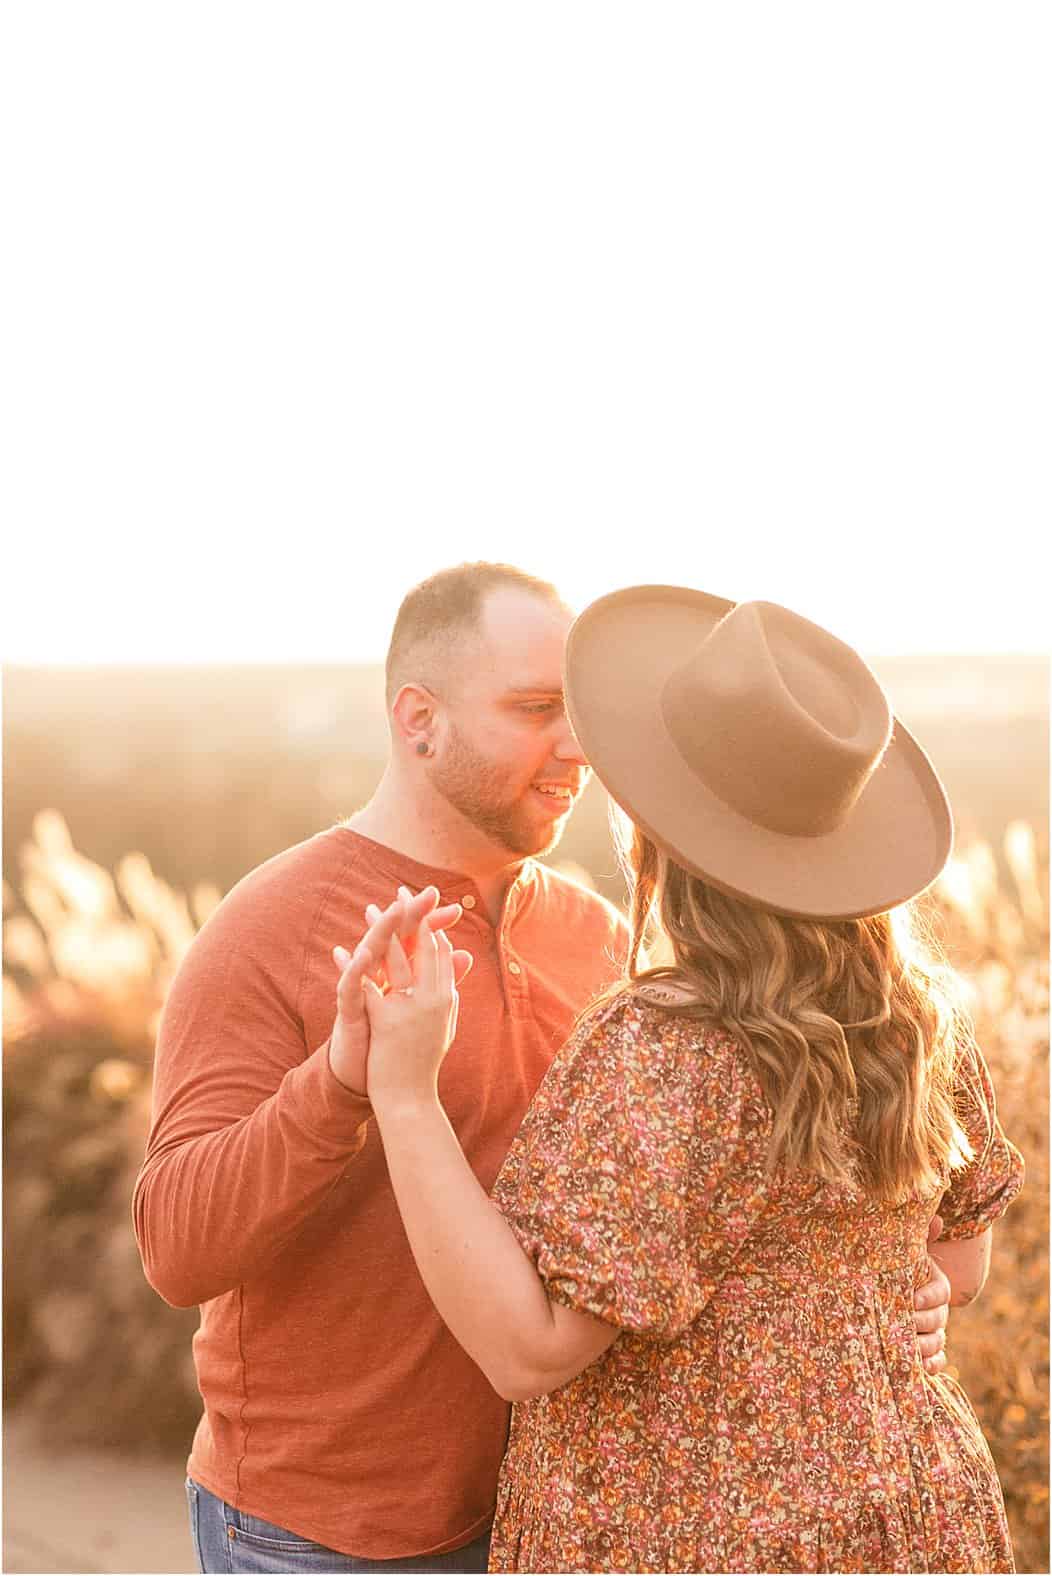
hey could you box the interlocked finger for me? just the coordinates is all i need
[362,899,411,990]
[335,945,373,1009]
[382,932,414,993]
[436,928,454,996]
[436,931,461,1041]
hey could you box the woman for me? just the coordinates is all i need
[347,587,1024,1573]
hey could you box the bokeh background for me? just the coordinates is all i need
[4,3,1048,1572]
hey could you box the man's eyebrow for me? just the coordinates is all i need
[502,684,565,697]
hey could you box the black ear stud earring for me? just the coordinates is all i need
[416,741,431,757]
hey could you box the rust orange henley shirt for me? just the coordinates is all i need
[133,826,628,1559]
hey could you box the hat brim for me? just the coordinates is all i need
[564,585,954,921]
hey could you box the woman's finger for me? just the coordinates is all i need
[383,931,414,992]
[398,884,438,938]
[436,928,454,997]
[360,898,408,963]
[410,919,439,993]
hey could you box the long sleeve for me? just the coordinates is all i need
[132,861,372,1308]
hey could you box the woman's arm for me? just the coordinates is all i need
[928,1228,993,1307]
[361,920,618,1400]
[375,1099,618,1399]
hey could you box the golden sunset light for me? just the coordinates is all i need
[3,8,1047,1574]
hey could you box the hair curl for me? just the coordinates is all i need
[610,815,973,1203]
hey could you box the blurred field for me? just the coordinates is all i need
[3,656,1047,906]
[2,657,1049,1572]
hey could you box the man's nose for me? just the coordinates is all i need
[553,713,589,768]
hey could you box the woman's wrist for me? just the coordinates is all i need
[369,1083,443,1127]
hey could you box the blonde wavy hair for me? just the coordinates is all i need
[611,815,974,1204]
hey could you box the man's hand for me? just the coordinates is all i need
[329,886,472,1097]
[914,1214,951,1375]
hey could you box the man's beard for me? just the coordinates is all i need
[430,724,571,859]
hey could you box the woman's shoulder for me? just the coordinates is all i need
[633,977,702,1009]
[573,979,753,1084]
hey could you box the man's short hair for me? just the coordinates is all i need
[385,562,566,706]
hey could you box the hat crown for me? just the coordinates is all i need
[661,601,893,836]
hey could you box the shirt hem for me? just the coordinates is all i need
[186,1458,494,1561]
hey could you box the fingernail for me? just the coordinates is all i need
[334,946,350,964]
[366,904,380,920]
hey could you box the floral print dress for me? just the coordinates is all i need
[488,992,1024,1574]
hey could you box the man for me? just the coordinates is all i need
[134,562,951,1573]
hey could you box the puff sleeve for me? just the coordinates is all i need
[938,1037,1025,1240]
[490,994,771,1341]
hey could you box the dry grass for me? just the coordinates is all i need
[2,812,220,1449]
[3,811,1048,1568]
[923,825,1050,1573]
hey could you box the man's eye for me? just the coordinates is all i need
[519,701,558,715]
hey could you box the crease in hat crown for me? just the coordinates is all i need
[563,582,953,919]
[660,601,894,838]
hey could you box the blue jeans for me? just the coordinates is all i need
[187,1479,492,1574]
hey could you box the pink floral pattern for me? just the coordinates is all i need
[489,994,1024,1573]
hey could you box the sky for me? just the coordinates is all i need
[3,3,1048,664]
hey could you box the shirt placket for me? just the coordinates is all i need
[497,880,532,1018]
[411,865,533,1016]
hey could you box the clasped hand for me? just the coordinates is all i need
[331,886,471,1107]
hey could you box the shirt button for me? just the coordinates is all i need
[507,959,522,976]
[461,894,476,909]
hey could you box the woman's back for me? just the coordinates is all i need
[488,994,1022,1575]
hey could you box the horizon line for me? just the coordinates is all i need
[4,651,1048,673]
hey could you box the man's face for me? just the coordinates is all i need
[429,587,591,859]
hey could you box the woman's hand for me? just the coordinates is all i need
[329,887,470,1096]
[361,918,466,1113]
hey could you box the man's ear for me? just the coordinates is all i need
[392,682,438,755]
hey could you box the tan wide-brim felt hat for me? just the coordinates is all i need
[564,585,954,921]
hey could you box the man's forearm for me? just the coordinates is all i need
[134,1039,371,1307]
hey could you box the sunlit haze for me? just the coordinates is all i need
[4,6,1047,664]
